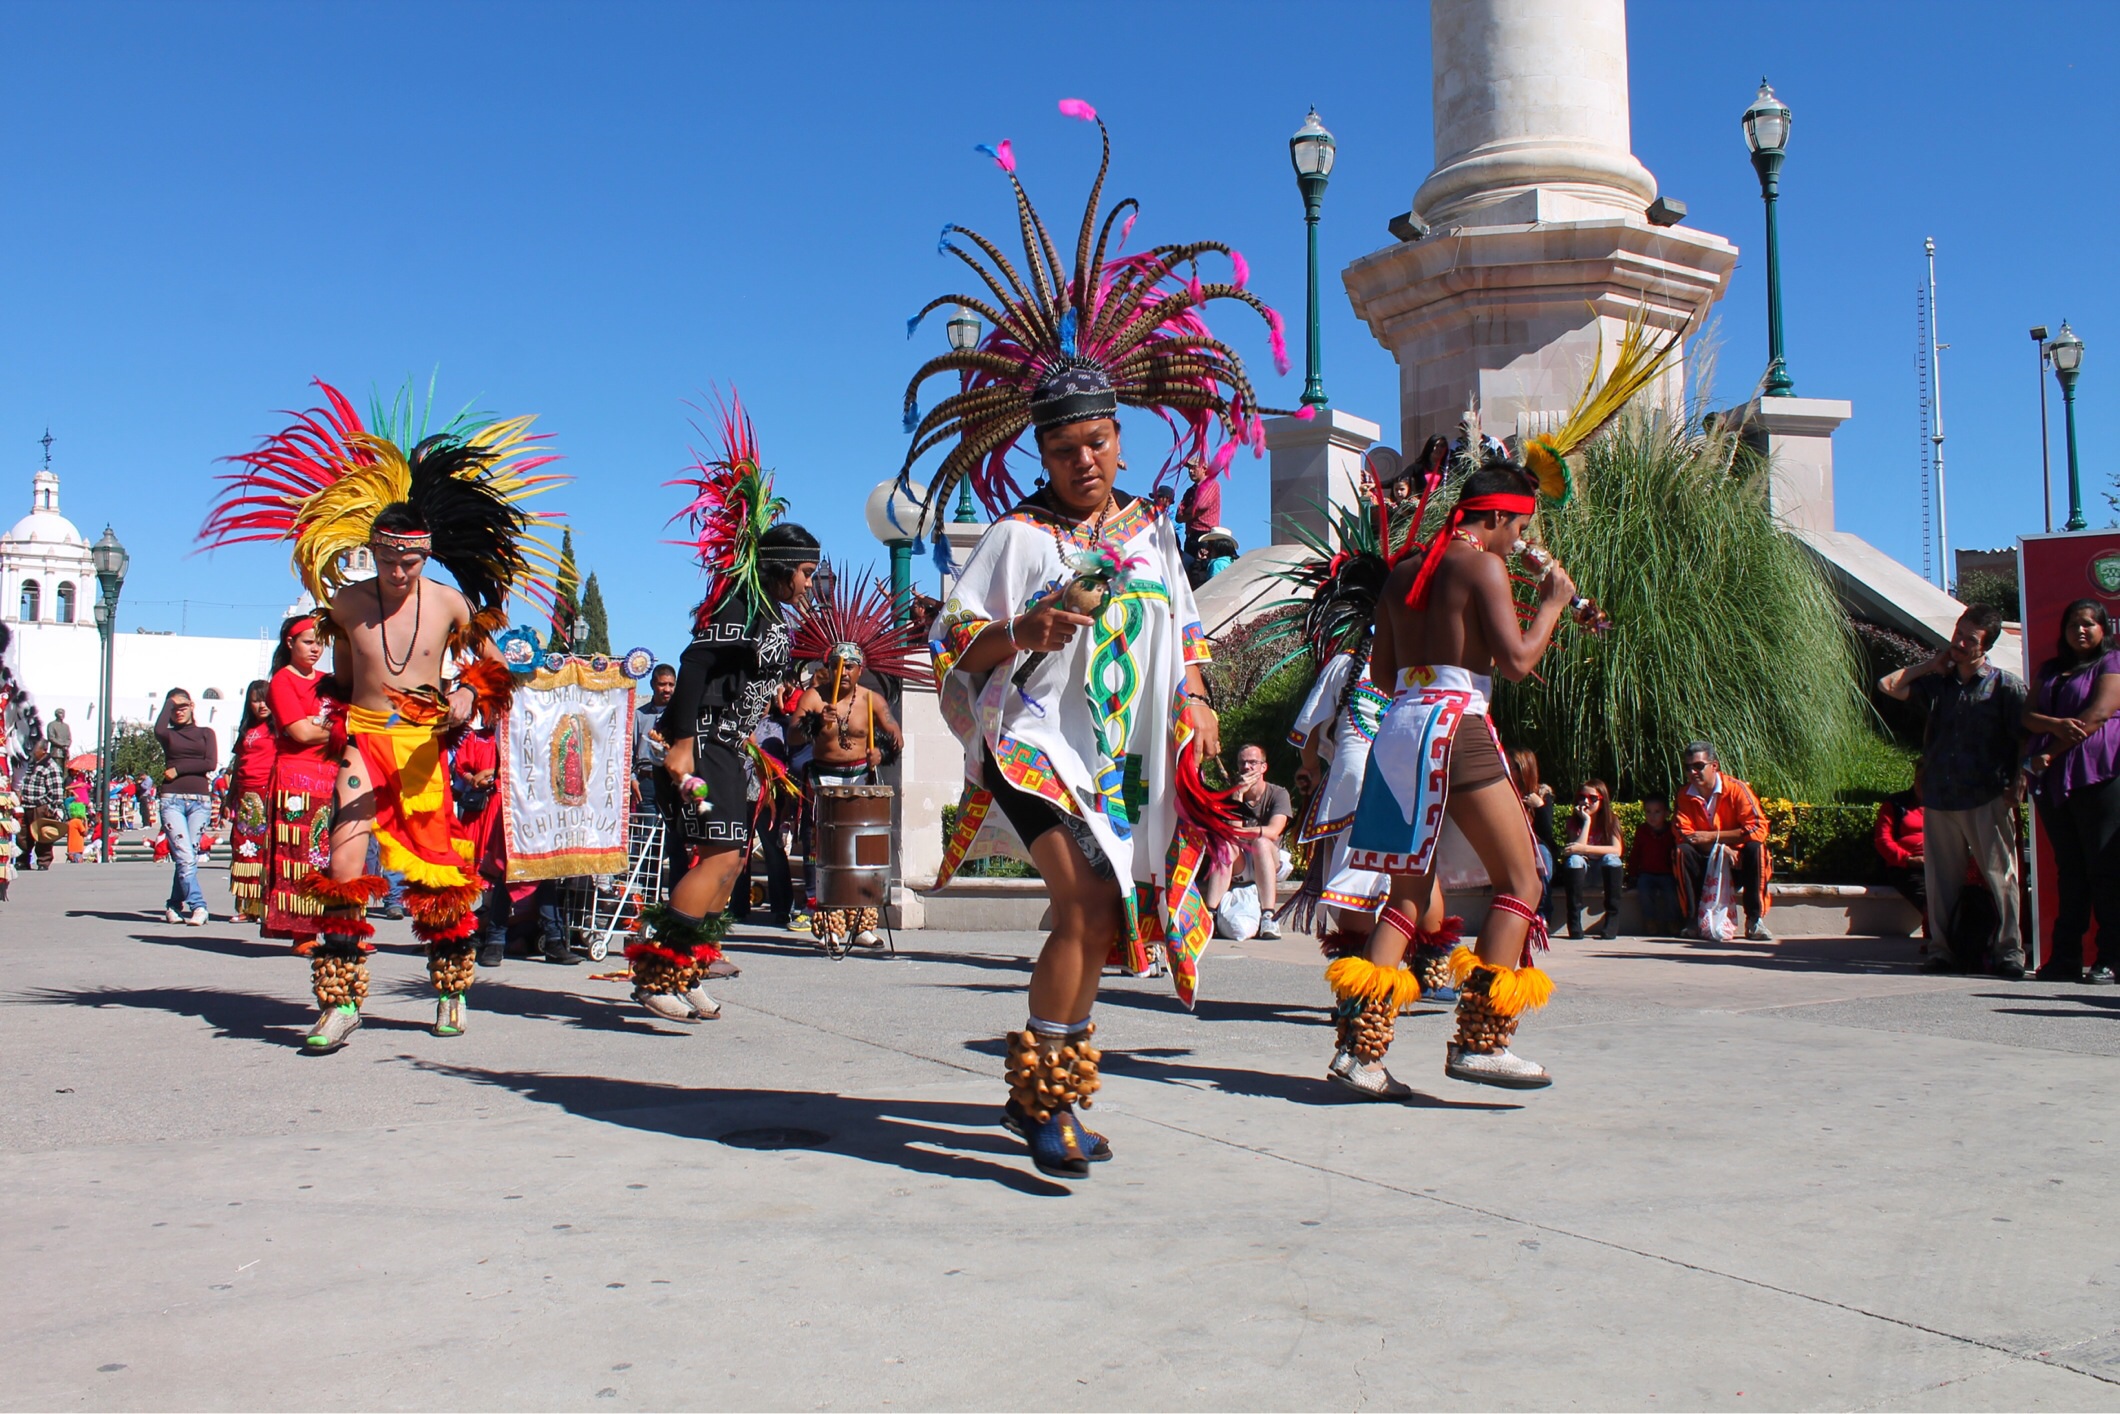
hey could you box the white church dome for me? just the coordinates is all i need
[2,470,86,548]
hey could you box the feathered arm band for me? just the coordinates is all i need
[458,659,515,725]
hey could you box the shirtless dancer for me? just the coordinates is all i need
[793,645,903,953]
[1328,459,1575,1094]
[304,506,514,1051]
[204,383,557,1055]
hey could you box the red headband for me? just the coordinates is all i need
[1405,494,1538,610]
[285,616,317,641]
[1453,493,1536,517]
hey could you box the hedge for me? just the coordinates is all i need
[1570,799,1881,883]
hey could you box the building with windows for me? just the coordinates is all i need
[1,465,283,748]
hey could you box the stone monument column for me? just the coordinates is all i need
[1344,0,1738,452]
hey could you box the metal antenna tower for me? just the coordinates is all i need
[1926,237,1950,590]
[1915,281,1933,582]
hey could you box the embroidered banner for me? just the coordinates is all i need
[502,658,634,881]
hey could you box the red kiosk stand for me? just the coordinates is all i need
[2018,529,2120,972]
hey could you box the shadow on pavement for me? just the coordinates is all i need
[66,907,176,923]
[881,947,1036,975]
[7,984,430,1045]
[377,974,692,1038]
[1976,989,2120,1020]
[1584,935,1913,977]
[933,980,1326,1027]
[125,929,293,962]
[956,1039,1521,1111]
[404,1062,1074,1197]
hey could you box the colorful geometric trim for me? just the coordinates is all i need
[1344,689,1475,876]
[991,735,1074,811]
[935,789,992,889]
[1181,620,1211,665]
[930,609,991,685]
[1159,829,1213,1009]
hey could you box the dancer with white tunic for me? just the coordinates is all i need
[904,98,1297,1178]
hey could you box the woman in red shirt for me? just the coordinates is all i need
[263,615,342,954]
[225,679,275,922]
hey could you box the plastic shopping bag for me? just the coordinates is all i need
[1214,883,1262,941]
[1696,848,1741,943]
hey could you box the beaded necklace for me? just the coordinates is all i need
[1039,487,1118,560]
[378,579,422,675]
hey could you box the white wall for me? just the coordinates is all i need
[12,621,275,744]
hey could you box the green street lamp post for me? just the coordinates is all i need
[1290,109,1336,409]
[1742,80,1795,398]
[89,525,129,864]
[2050,321,2087,531]
[945,305,984,523]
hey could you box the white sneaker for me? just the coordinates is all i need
[1257,918,1282,940]
[188,907,209,927]
[1330,1062,1414,1101]
[164,907,184,925]
[1445,1044,1552,1089]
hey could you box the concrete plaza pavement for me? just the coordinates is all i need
[3,860,2117,1411]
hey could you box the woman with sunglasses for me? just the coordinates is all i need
[1559,780,1625,938]
[152,688,219,926]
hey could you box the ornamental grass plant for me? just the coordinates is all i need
[1492,402,1878,803]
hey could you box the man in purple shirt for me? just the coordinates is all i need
[1175,457,1221,556]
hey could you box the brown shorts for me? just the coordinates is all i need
[1448,716,1509,790]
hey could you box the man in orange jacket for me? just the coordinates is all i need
[1673,740,1773,940]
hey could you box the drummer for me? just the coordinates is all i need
[793,643,902,787]
[792,643,902,953]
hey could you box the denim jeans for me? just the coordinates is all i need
[161,794,212,914]
[363,836,407,909]
[1635,873,1681,935]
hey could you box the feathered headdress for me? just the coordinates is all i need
[1518,307,1685,507]
[898,98,1302,540]
[790,564,925,682]
[202,380,565,624]
[667,390,790,633]
[1256,496,1390,676]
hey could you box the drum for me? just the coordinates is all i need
[813,784,895,908]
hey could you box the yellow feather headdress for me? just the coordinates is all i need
[202,381,565,617]
[1518,306,1688,507]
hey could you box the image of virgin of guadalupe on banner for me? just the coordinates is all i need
[501,655,636,880]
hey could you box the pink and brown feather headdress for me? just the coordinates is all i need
[898,98,1304,541]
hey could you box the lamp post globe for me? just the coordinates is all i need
[1290,108,1335,409]
[92,525,129,598]
[866,477,929,625]
[943,307,985,522]
[2050,321,2087,531]
[1742,80,1795,398]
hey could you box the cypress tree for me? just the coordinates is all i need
[579,572,612,656]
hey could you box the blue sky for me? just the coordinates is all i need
[2,1,2114,654]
